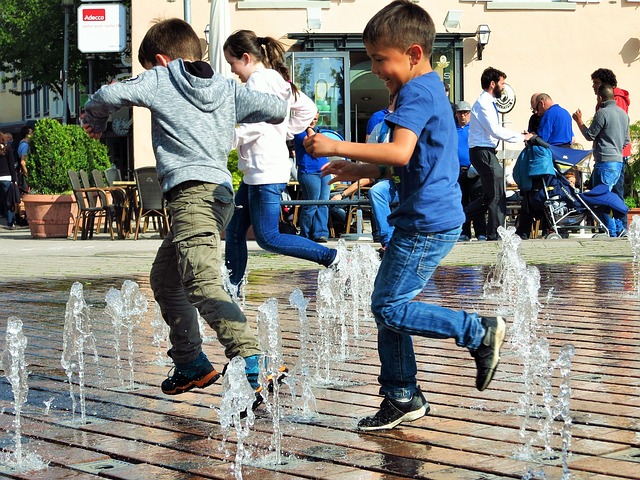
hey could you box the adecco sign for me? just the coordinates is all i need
[77,3,127,53]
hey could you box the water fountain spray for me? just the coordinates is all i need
[289,288,317,419]
[1,317,47,473]
[61,282,101,422]
[628,215,640,297]
[150,302,171,366]
[105,280,148,389]
[256,298,284,465]
[314,241,379,385]
[218,356,256,480]
[485,227,575,478]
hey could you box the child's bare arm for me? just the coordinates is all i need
[305,127,417,167]
[321,161,380,184]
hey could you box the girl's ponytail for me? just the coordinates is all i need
[224,30,299,99]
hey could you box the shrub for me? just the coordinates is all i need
[228,148,243,190]
[26,118,111,194]
[624,120,640,208]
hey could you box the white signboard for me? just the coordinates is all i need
[77,3,126,53]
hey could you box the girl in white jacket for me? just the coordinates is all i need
[223,30,338,288]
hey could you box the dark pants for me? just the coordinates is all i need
[458,167,486,238]
[465,147,504,239]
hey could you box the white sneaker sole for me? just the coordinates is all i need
[478,317,506,391]
[358,404,429,431]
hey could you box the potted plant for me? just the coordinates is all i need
[23,118,111,238]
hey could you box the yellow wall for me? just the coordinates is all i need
[130,0,640,166]
[0,89,22,125]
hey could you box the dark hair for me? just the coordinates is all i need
[591,68,617,88]
[480,67,506,90]
[137,18,203,67]
[597,83,615,101]
[224,30,299,98]
[363,0,435,57]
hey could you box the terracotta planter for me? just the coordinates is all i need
[23,194,77,239]
[628,208,640,228]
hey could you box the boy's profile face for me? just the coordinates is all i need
[365,41,413,95]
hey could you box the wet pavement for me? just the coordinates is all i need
[0,227,639,479]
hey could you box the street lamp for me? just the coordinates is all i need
[61,0,74,125]
[476,24,491,61]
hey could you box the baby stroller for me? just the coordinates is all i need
[514,137,628,239]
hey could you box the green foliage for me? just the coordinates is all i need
[26,118,111,194]
[624,120,640,207]
[228,149,243,190]
[0,0,131,98]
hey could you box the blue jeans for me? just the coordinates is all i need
[0,180,16,227]
[225,182,337,286]
[369,179,398,247]
[370,227,485,400]
[298,171,330,239]
[592,161,623,236]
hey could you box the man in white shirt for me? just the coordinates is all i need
[466,67,532,240]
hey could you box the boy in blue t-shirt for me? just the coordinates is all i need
[304,0,506,431]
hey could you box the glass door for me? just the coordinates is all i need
[288,52,351,141]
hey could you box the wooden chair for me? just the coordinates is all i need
[345,183,371,234]
[67,170,115,240]
[133,167,170,240]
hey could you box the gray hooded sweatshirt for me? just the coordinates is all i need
[84,59,287,193]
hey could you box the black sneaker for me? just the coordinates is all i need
[161,352,220,395]
[357,387,430,431]
[471,317,506,391]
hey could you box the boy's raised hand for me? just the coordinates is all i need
[80,113,102,139]
[303,130,336,158]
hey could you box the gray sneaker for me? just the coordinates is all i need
[471,317,506,391]
[357,387,430,431]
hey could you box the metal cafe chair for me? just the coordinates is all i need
[133,167,170,240]
[67,170,116,240]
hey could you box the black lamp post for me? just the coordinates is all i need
[61,0,74,125]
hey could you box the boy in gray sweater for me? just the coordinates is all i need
[83,19,287,402]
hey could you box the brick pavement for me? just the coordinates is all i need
[0,226,634,281]
[0,226,638,479]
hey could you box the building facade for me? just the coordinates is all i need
[8,0,636,170]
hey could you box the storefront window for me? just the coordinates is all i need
[288,52,350,141]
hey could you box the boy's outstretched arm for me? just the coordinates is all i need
[234,86,287,125]
[84,71,159,136]
[304,126,417,167]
